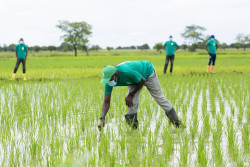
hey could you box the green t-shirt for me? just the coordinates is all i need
[163,41,178,56]
[206,40,218,54]
[104,61,154,95]
[15,44,28,59]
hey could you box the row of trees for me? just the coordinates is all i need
[1,21,249,56]
[179,25,250,52]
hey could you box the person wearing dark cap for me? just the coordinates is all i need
[11,38,28,80]
[206,35,218,73]
[98,61,185,131]
[163,35,179,74]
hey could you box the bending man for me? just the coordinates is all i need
[98,61,184,130]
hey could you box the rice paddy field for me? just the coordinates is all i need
[0,50,249,166]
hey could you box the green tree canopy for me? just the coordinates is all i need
[236,34,250,51]
[56,20,92,56]
[33,46,41,52]
[138,44,150,50]
[153,43,163,54]
[48,45,58,52]
[181,25,206,51]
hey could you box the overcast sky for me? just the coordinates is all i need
[0,0,249,48]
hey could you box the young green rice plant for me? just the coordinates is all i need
[197,134,208,167]
[179,133,189,167]
[161,127,174,164]
[202,114,211,139]
[212,124,224,166]
[242,123,249,154]
[226,117,240,162]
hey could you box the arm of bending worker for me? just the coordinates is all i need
[98,94,111,131]
[125,77,146,107]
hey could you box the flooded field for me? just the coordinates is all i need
[0,73,249,166]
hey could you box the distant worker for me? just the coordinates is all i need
[98,61,185,131]
[11,38,28,80]
[206,35,218,73]
[163,35,179,74]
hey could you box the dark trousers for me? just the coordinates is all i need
[208,53,216,66]
[164,55,175,73]
[14,59,26,73]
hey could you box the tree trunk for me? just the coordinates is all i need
[86,49,89,56]
[74,46,77,56]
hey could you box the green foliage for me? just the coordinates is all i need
[56,20,92,56]
[47,45,57,52]
[235,33,250,51]
[153,42,163,54]
[181,24,206,51]
[33,45,41,52]
[138,43,150,50]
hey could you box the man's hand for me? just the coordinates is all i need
[125,94,133,107]
[23,59,26,63]
[98,118,105,131]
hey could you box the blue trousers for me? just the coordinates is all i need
[208,53,216,66]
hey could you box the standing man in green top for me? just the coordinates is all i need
[163,35,179,74]
[12,38,28,80]
[206,35,218,73]
[98,61,184,131]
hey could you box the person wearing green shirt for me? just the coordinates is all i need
[12,38,28,80]
[163,35,179,74]
[206,35,218,73]
[98,61,184,131]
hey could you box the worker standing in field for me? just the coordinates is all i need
[163,35,179,74]
[98,61,185,130]
[11,38,28,80]
[206,35,218,73]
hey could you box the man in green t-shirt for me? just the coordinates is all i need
[98,61,184,131]
[206,35,218,73]
[163,35,179,74]
[12,38,28,80]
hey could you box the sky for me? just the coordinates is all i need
[0,0,250,48]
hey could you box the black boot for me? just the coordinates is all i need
[125,113,138,129]
[165,108,185,128]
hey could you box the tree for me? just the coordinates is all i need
[153,43,163,54]
[56,20,92,56]
[138,44,150,50]
[34,46,41,52]
[236,34,250,51]
[41,46,48,51]
[180,44,188,50]
[58,42,73,52]
[181,25,206,51]
[220,43,228,50]
[106,46,113,51]
[8,44,16,52]
[48,45,57,52]
[90,45,102,51]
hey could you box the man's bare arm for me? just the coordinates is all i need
[98,94,111,131]
[101,94,111,118]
